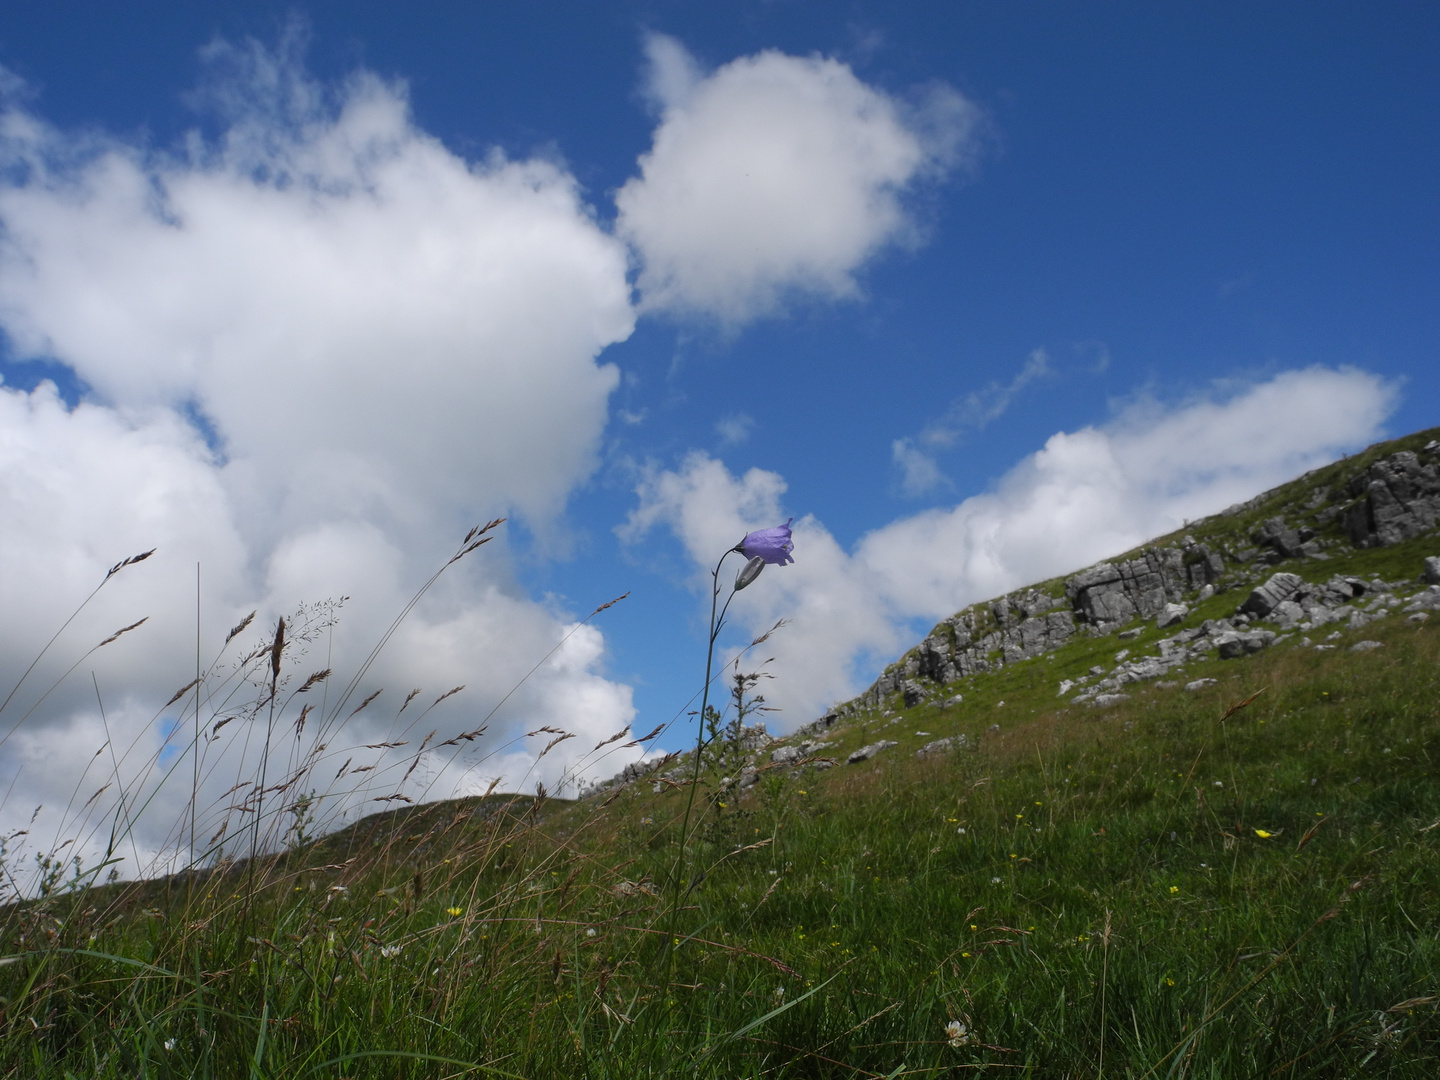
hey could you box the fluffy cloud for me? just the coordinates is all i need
[0,41,642,877]
[616,35,980,325]
[625,367,1397,725]
[0,31,974,885]
[0,42,633,534]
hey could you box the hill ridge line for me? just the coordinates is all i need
[588,426,1440,796]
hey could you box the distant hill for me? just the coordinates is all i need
[590,425,1440,795]
[838,425,1440,719]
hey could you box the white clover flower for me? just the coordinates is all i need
[379,944,402,959]
[946,1019,973,1047]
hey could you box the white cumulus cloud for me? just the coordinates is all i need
[616,34,980,325]
[0,40,644,879]
[625,367,1398,726]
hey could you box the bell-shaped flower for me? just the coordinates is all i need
[736,519,795,566]
[734,555,767,591]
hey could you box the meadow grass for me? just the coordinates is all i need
[2,582,1436,1078]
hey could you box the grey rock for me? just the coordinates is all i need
[770,745,802,765]
[1409,612,1430,623]
[1349,640,1384,652]
[738,723,772,751]
[738,766,760,789]
[1240,572,1305,617]
[797,709,846,738]
[1403,586,1440,612]
[1254,515,1311,560]
[847,740,898,764]
[1157,602,1189,628]
[1066,548,1187,627]
[1216,630,1276,659]
[1118,628,1142,640]
[1198,584,1215,601]
[901,680,930,708]
[1126,659,1170,681]
[1343,450,1440,547]
[1424,556,1440,585]
[1185,678,1218,691]
[943,694,965,707]
[916,735,967,757]
[1089,693,1132,707]
[1270,599,1305,629]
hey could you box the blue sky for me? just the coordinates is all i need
[0,3,1435,855]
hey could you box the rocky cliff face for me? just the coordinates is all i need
[853,434,1440,713]
[1342,449,1440,547]
[585,431,1440,799]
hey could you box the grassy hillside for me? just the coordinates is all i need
[3,432,1438,1078]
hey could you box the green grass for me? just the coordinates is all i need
[4,609,1437,1077]
[2,431,1438,1077]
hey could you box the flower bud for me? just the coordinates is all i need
[734,555,766,591]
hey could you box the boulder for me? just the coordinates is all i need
[1089,693,1131,707]
[1216,630,1277,659]
[847,740,898,764]
[1343,450,1440,547]
[916,735,966,757]
[739,723,772,751]
[1270,599,1305,629]
[1254,515,1310,560]
[901,680,930,708]
[1065,549,1186,627]
[1240,573,1305,617]
[1403,586,1440,612]
[1424,556,1440,585]
[1157,602,1189,628]
[1349,640,1384,653]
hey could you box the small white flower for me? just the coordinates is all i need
[991,876,1002,884]
[957,827,966,835]
[164,1039,176,1051]
[379,944,402,959]
[946,1019,973,1047]
[586,928,597,938]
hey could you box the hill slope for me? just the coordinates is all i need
[6,427,1439,1078]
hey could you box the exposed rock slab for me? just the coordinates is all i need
[847,740,898,764]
